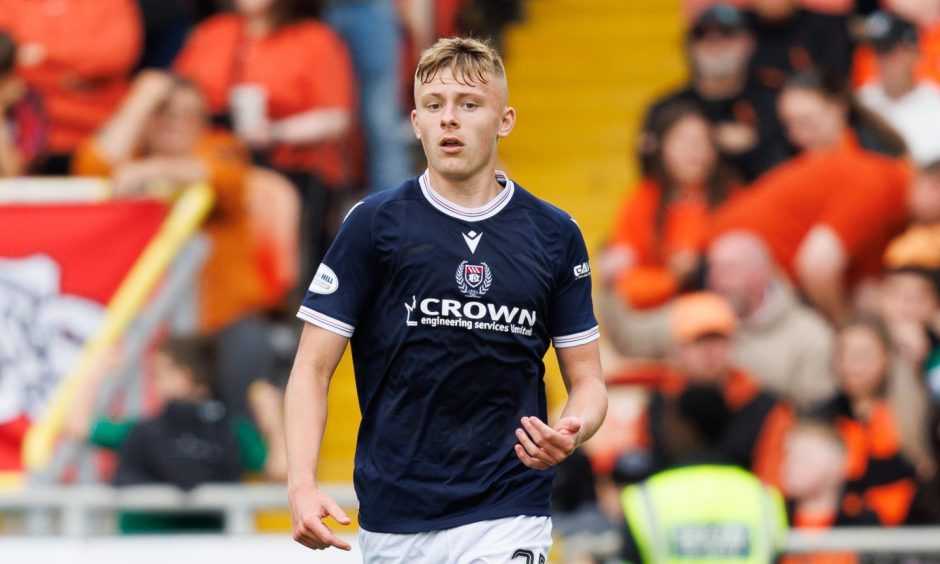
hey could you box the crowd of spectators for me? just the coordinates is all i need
[565,0,940,560]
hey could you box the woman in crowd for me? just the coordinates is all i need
[600,102,737,310]
[71,70,284,419]
[778,67,907,158]
[174,0,355,270]
[812,318,924,526]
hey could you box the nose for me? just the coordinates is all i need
[440,102,458,129]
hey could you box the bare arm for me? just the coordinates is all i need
[795,225,850,324]
[95,71,175,164]
[514,340,607,470]
[0,122,23,177]
[285,324,352,552]
[271,108,352,145]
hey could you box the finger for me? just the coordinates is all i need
[309,519,351,551]
[515,428,551,463]
[554,416,583,436]
[521,419,566,460]
[294,533,326,551]
[325,498,352,525]
[293,528,327,550]
[515,444,549,470]
[521,417,547,445]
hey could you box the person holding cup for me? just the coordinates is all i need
[174,0,355,269]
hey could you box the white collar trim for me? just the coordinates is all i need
[419,169,514,222]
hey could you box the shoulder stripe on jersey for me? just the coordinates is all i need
[297,306,355,338]
[553,326,600,348]
[419,170,514,222]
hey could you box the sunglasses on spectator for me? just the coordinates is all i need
[691,26,743,41]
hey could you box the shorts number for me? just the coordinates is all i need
[511,549,545,564]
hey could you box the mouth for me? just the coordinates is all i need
[439,137,464,153]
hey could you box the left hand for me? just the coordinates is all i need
[514,415,582,470]
[112,162,155,197]
[239,120,274,150]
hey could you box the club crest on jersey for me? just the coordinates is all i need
[456,260,492,298]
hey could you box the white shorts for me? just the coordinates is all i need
[359,515,552,564]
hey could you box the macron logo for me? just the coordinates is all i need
[462,230,483,254]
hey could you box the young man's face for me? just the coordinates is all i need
[411,68,515,182]
[153,351,201,403]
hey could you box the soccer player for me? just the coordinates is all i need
[285,37,608,562]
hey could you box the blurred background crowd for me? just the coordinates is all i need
[2,0,940,561]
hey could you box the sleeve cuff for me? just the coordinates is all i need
[553,325,600,348]
[297,306,355,338]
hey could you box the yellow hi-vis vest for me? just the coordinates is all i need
[622,465,788,564]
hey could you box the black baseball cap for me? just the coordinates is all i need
[865,11,919,53]
[692,4,748,36]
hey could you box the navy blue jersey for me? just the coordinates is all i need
[298,171,598,534]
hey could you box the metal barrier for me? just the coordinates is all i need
[3,483,940,557]
[0,483,357,537]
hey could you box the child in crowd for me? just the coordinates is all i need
[65,335,286,533]
[780,421,879,564]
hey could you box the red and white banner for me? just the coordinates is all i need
[0,200,167,471]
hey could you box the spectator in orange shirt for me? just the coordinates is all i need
[71,70,275,417]
[811,318,922,526]
[0,0,142,174]
[174,0,355,270]
[711,71,940,323]
[600,103,737,309]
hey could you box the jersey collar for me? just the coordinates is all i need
[419,169,514,222]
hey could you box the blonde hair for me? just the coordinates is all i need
[790,419,846,455]
[415,37,506,88]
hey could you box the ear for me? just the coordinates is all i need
[411,109,421,140]
[497,106,516,139]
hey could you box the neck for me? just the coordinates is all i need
[244,12,273,37]
[426,166,503,208]
[851,396,876,419]
[884,78,916,101]
[796,488,842,517]
[696,73,747,100]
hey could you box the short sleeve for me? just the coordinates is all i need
[89,418,136,450]
[550,219,599,348]
[296,201,373,337]
[304,27,355,111]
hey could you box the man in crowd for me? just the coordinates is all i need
[858,11,940,166]
[641,3,789,181]
[600,233,836,411]
[622,384,788,563]
[645,292,793,485]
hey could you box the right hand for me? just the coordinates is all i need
[289,485,352,551]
